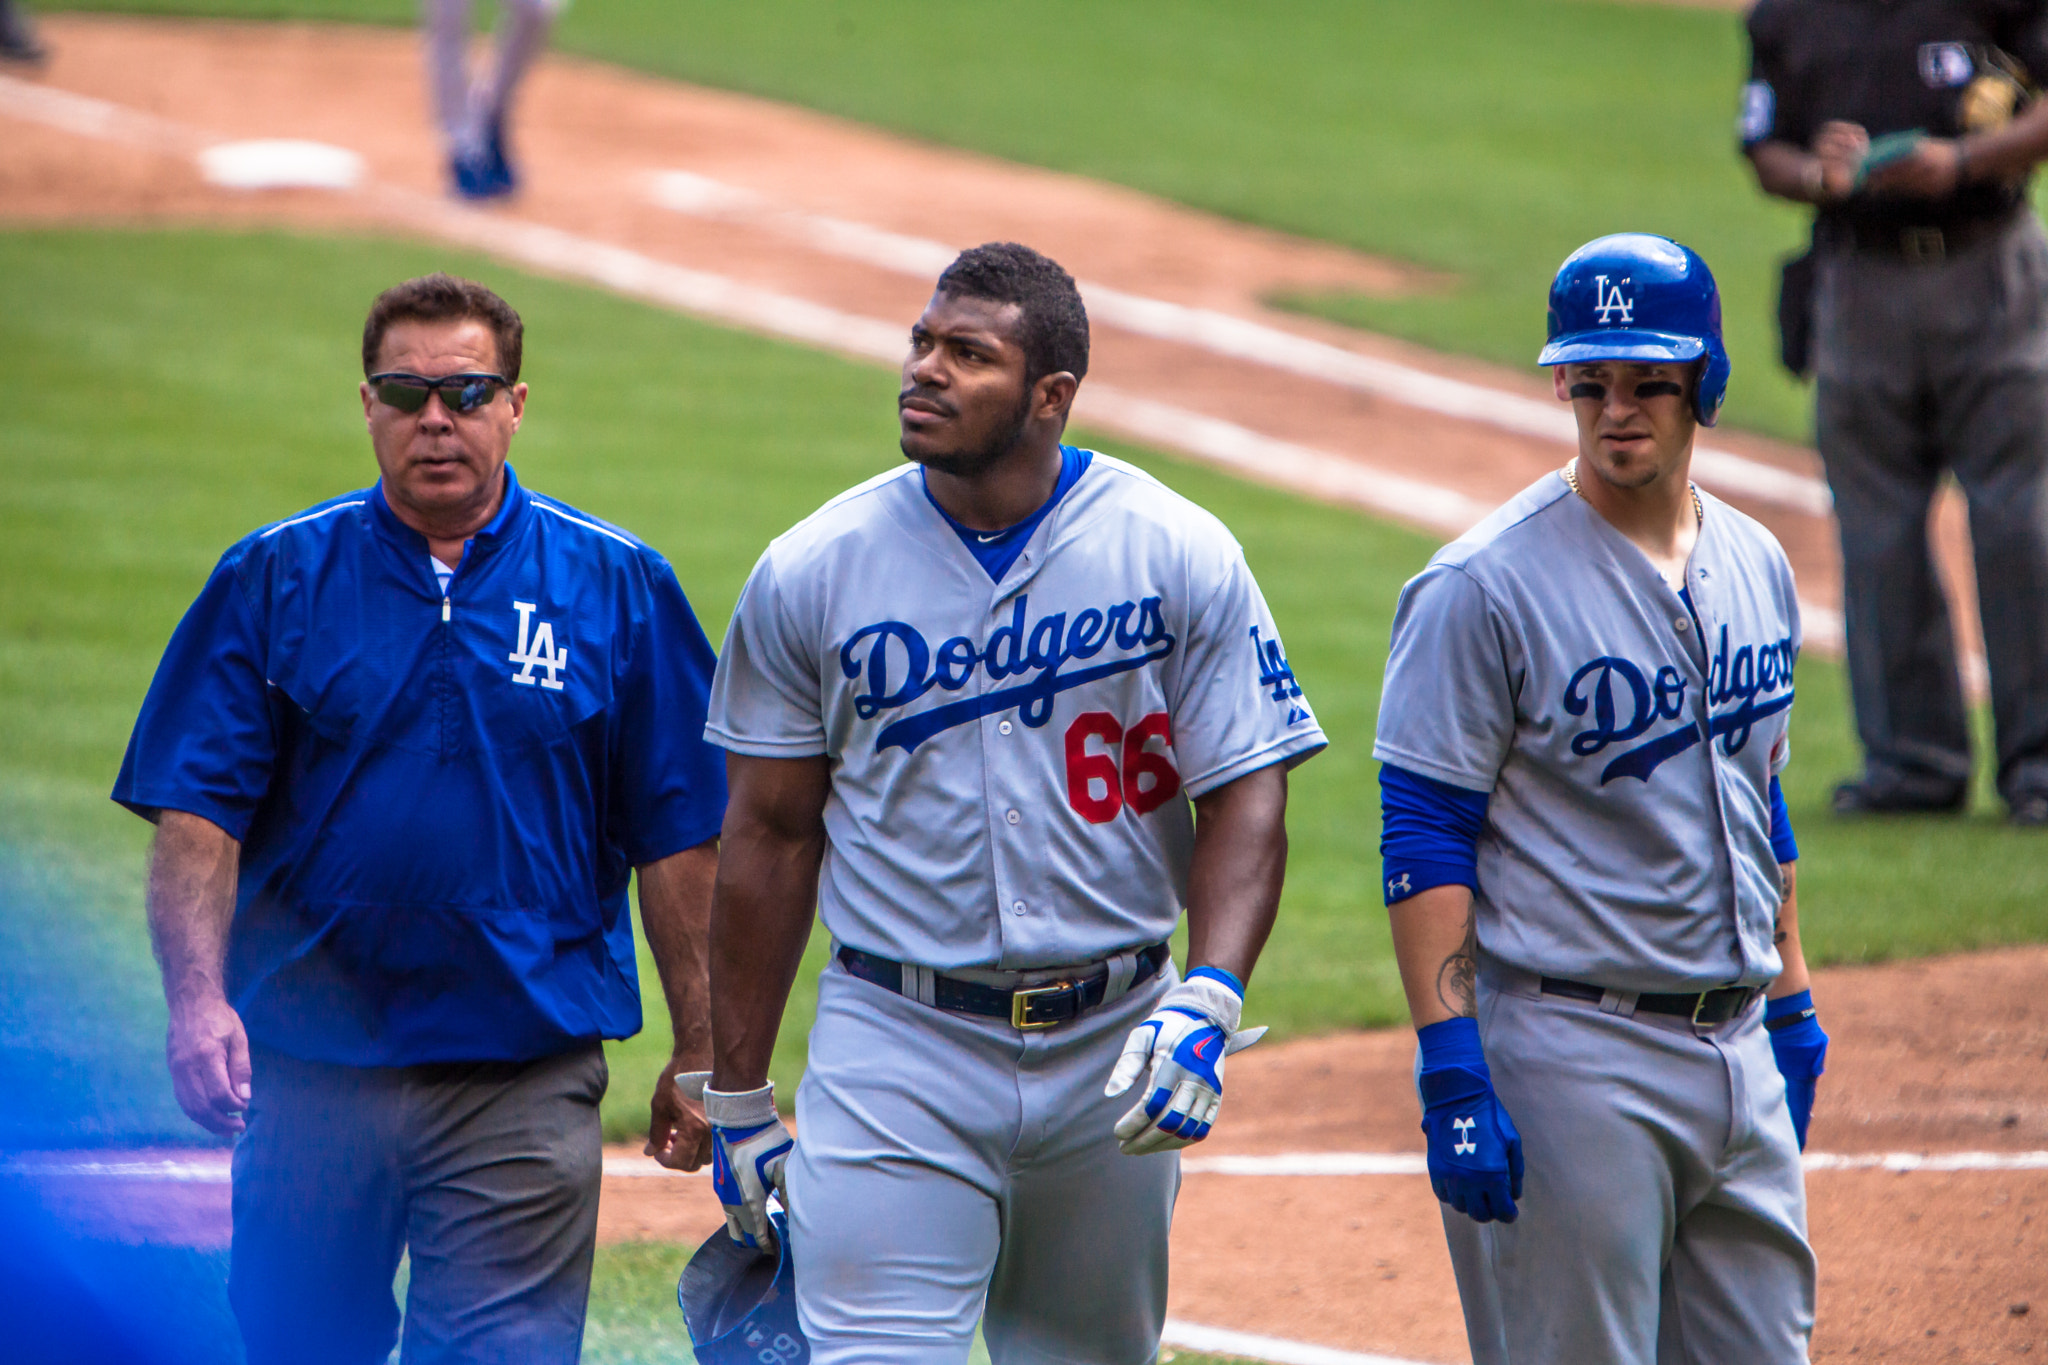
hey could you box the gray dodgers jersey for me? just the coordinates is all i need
[1374,472,1799,992]
[706,452,1327,971]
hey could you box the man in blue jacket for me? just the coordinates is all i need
[114,273,729,1364]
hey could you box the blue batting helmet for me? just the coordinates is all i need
[1537,233,1730,427]
[677,1213,809,1365]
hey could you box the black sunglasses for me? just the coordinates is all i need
[368,371,509,415]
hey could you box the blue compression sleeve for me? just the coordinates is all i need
[1768,774,1798,864]
[1380,764,1489,906]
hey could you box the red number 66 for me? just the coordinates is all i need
[1064,711,1181,823]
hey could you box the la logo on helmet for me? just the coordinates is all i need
[1592,275,1635,325]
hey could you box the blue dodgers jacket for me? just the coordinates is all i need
[113,466,728,1066]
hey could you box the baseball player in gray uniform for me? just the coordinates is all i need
[1375,234,1830,1364]
[691,241,1326,1364]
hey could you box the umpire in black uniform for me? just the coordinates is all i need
[1743,0,2048,825]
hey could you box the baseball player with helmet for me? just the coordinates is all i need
[690,240,1326,1363]
[1375,234,1830,1364]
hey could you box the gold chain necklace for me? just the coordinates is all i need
[1563,458,1703,525]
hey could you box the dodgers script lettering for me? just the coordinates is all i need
[839,593,1176,754]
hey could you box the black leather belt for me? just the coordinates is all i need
[1540,976,1760,1026]
[1827,208,2017,263]
[839,943,1172,1031]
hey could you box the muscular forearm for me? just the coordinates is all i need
[1388,884,1478,1028]
[636,839,718,1063]
[708,755,829,1092]
[147,809,241,1005]
[1184,765,1288,985]
[1767,860,1811,999]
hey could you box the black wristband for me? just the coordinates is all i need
[1765,1007,1818,1032]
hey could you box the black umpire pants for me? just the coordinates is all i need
[229,1042,608,1365]
[1814,210,2048,803]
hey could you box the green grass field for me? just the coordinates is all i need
[8,12,2043,1359]
[5,224,2044,1150]
[4,216,2045,1362]
[58,0,1821,440]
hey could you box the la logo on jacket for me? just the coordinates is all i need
[509,601,568,690]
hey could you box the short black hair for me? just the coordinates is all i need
[362,273,524,382]
[935,242,1089,383]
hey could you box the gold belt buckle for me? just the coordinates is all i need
[1692,988,1748,1026]
[1011,981,1074,1030]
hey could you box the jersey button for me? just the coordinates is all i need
[998,720,1013,735]
[1674,616,1692,633]
[1011,900,1027,915]
[1006,809,1021,825]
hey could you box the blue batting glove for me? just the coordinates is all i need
[1765,990,1828,1150]
[693,1077,794,1253]
[1416,1017,1523,1224]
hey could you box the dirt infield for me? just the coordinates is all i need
[6,11,1998,672]
[27,948,2044,1362]
[4,16,2043,1363]
[587,946,2048,1363]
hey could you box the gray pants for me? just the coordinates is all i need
[1440,970,1815,1365]
[786,961,1180,1365]
[229,1042,608,1365]
[1814,211,2048,801]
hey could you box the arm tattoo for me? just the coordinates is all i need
[1435,914,1479,1018]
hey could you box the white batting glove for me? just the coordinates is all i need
[690,1074,794,1254]
[1104,969,1267,1156]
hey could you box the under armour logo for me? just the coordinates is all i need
[1452,1115,1478,1156]
[1591,274,1634,325]
[508,600,568,691]
[1387,872,1412,898]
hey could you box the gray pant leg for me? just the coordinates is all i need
[1655,1017,1816,1365]
[398,1043,607,1365]
[984,974,1178,1365]
[1929,218,2048,798]
[230,1048,409,1365]
[789,969,1015,1365]
[1438,981,1813,1365]
[421,0,475,148]
[789,965,1177,1365]
[1815,251,1971,786]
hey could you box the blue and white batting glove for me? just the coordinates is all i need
[1104,967,1267,1156]
[1416,1017,1523,1224]
[683,1073,794,1254]
[1765,990,1828,1150]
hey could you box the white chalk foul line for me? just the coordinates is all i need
[645,169,1832,519]
[0,1154,708,1180]
[14,1150,2047,1182]
[1162,1319,1439,1365]
[1179,1150,2048,1176]
[0,75,1842,647]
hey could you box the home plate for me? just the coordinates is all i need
[198,139,363,190]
